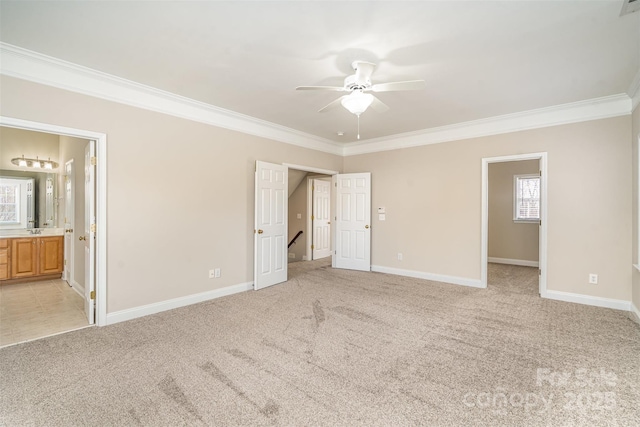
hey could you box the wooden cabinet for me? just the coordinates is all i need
[0,236,64,281]
[10,238,38,278]
[0,239,9,280]
[39,236,64,275]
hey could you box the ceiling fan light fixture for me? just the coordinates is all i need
[341,91,374,116]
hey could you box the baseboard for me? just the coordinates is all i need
[630,302,640,325]
[543,290,631,311]
[371,265,483,288]
[488,257,539,267]
[70,279,85,298]
[106,281,253,325]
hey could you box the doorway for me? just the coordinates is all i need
[287,173,333,263]
[481,153,547,296]
[255,162,372,290]
[0,116,107,329]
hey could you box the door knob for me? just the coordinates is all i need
[79,236,86,241]
[257,229,264,234]
[365,225,370,229]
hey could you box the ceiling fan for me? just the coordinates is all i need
[296,61,426,139]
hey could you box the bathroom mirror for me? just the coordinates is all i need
[0,170,57,229]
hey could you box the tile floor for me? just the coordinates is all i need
[0,278,89,347]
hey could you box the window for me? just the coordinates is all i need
[0,182,20,224]
[0,177,30,229]
[514,174,540,221]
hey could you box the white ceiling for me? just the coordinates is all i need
[1,1,638,144]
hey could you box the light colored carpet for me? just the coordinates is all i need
[1,261,638,426]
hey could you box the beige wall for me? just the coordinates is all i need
[59,135,88,287]
[488,160,539,262]
[288,178,308,262]
[1,74,635,313]
[0,76,343,313]
[0,127,59,171]
[344,116,632,301]
[632,104,640,312]
[0,127,61,228]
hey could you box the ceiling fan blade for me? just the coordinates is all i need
[318,96,347,113]
[370,96,390,113]
[296,86,345,91]
[371,80,426,92]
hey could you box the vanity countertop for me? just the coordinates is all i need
[0,228,65,239]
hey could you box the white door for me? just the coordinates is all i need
[312,179,331,260]
[333,173,371,271]
[63,160,74,285]
[254,161,288,290]
[84,141,96,324]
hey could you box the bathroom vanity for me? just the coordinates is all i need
[0,235,64,282]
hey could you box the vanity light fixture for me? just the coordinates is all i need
[11,155,59,170]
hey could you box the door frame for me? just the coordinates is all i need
[0,116,108,326]
[305,175,333,261]
[63,159,75,287]
[481,152,548,296]
[282,163,338,263]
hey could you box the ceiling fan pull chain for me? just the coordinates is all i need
[357,115,361,140]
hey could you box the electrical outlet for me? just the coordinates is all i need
[214,268,221,278]
[208,269,215,279]
[588,273,598,285]
[397,253,403,261]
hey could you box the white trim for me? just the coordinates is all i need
[1,43,635,159]
[630,302,640,325]
[343,94,631,156]
[637,135,640,268]
[106,281,253,325]
[634,264,640,273]
[488,257,539,268]
[282,163,339,176]
[0,116,108,327]
[306,178,313,262]
[628,67,640,112]
[371,265,483,288]
[481,152,548,297]
[70,279,85,298]
[0,43,342,156]
[544,290,631,312]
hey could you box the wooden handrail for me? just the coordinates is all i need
[288,230,303,248]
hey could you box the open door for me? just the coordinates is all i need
[63,160,74,285]
[312,179,331,260]
[333,173,371,271]
[84,141,96,324]
[254,161,288,290]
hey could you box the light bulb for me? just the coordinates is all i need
[341,91,374,116]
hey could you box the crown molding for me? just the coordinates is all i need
[0,43,343,156]
[343,93,632,156]
[1,42,635,159]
